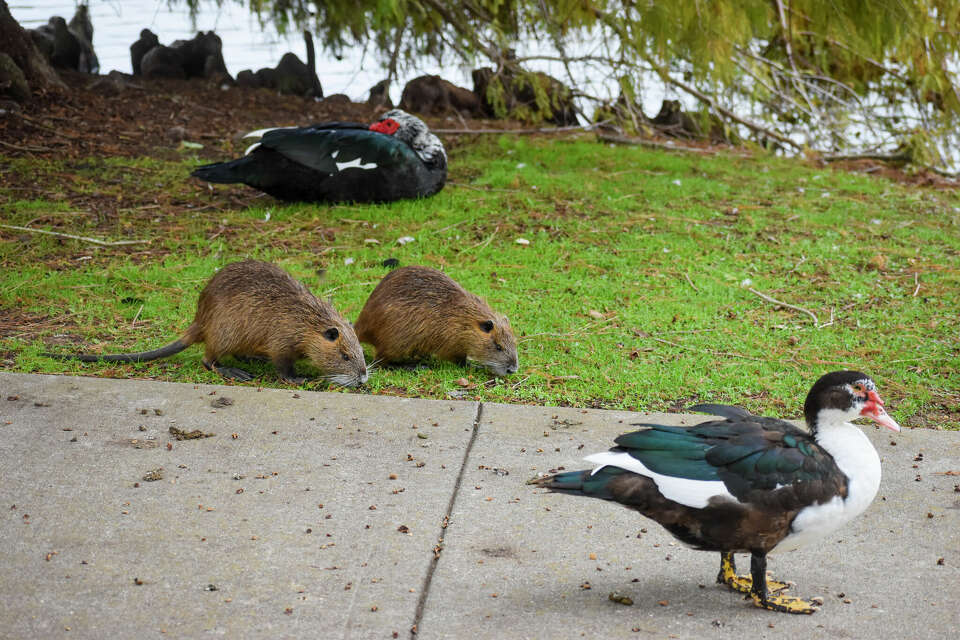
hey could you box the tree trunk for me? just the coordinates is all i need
[303,30,322,98]
[0,0,65,98]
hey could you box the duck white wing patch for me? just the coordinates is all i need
[243,126,290,139]
[243,142,261,156]
[335,157,378,171]
[584,451,737,509]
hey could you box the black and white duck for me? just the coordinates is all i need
[191,109,446,203]
[530,370,900,614]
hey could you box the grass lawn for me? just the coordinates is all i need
[2,133,958,428]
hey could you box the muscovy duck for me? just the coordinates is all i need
[530,371,900,614]
[191,109,447,203]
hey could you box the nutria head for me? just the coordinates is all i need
[463,307,518,377]
[304,320,368,387]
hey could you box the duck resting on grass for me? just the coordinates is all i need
[529,371,900,614]
[191,109,446,203]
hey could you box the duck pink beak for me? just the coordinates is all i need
[862,390,901,432]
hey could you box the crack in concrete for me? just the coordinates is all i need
[408,401,484,638]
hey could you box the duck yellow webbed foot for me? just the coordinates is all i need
[717,552,790,595]
[740,551,818,615]
[749,591,818,615]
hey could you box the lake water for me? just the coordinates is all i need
[9,0,474,104]
[9,0,631,110]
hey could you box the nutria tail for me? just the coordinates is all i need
[43,323,201,364]
[43,338,192,363]
[191,155,256,184]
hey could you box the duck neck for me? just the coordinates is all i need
[811,410,882,511]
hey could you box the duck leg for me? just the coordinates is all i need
[746,552,818,614]
[717,552,790,595]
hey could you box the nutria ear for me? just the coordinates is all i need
[479,320,495,333]
[323,327,340,341]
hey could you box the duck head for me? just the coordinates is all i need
[371,109,447,169]
[802,370,901,434]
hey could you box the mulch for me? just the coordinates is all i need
[0,69,954,187]
[0,70,388,160]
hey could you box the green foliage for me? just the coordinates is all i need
[2,138,958,428]
[181,0,960,168]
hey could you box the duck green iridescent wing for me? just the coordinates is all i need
[605,418,844,505]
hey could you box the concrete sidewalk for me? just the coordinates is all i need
[0,372,957,639]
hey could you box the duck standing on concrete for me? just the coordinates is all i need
[191,109,446,203]
[530,370,900,614]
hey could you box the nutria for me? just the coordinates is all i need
[45,260,368,387]
[354,266,518,376]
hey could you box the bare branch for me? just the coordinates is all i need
[433,123,596,135]
[820,151,913,163]
[0,224,150,247]
[774,0,820,120]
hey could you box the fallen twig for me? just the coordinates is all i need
[913,273,921,297]
[472,227,499,250]
[511,374,531,389]
[787,255,808,274]
[521,317,617,342]
[747,287,828,328]
[595,130,716,154]
[15,112,85,140]
[447,181,521,193]
[131,304,144,327]
[0,224,150,247]
[0,139,53,152]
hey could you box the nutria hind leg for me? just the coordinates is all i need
[202,358,255,381]
[374,360,423,372]
[373,350,425,371]
[272,354,307,385]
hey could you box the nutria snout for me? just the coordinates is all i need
[45,260,368,386]
[353,265,518,376]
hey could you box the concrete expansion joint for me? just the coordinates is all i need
[408,402,484,638]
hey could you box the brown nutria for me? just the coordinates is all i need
[353,266,518,376]
[45,260,368,387]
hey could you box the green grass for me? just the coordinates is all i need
[2,133,959,428]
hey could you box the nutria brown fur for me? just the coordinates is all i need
[46,260,368,386]
[354,266,518,376]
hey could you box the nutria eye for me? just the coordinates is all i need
[479,320,494,333]
[494,342,503,352]
[341,353,350,361]
[323,327,339,341]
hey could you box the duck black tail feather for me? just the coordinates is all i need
[191,156,254,184]
[687,403,754,420]
[528,467,624,501]
[43,339,191,364]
